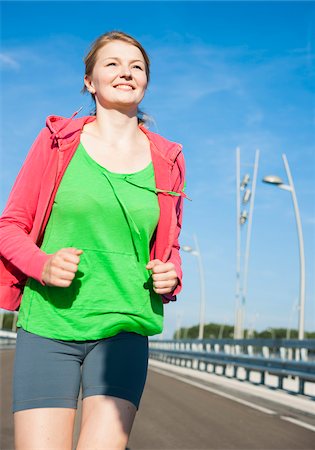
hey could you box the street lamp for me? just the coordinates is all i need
[235,147,260,339]
[182,233,206,339]
[267,327,276,340]
[263,153,305,340]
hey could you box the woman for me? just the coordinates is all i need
[0,30,186,449]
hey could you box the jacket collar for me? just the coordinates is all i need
[46,110,182,164]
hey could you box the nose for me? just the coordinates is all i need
[119,65,132,78]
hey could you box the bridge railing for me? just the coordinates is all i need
[0,310,18,332]
[149,338,315,360]
[0,330,17,348]
[149,338,315,396]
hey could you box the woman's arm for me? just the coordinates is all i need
[0,128,52,283]
[145,150,185,300]
[161,151,186,301]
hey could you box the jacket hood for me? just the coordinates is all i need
[46,109,182,164]
[46,108,94,142]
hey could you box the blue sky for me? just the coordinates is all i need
[1,1,314,338]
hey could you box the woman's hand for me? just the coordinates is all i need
[41,248,83,287]
[146,259,179,294]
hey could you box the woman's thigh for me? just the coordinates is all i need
[78,331,148,448]
[77,395,137,450]
[81,331,149,410]
[12,327,83,449]
[14,407,76,450]
[12,327,82,413]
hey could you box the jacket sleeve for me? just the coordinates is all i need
[0,129,51,284]
[162,151,186,303]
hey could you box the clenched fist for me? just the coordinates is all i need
[41,247,83,287]
[146,259,179,294]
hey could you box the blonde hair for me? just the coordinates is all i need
[82,30,150,123]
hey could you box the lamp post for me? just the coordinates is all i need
[246,312,259,339]
[286,297,298,340]
[235,147,260,339]
[263,153,305,340]
[267,327,276,340]
[182,233,206,339]
[218,315,229,339]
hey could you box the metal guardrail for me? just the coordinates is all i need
[0,330,17,348]
[0,310,18,333]
[149,339,315,396]
[149,338,315,359]
[0,330,17,338]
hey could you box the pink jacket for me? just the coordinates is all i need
[0,110,187,311]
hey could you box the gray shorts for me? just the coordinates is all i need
[12,327,148,413]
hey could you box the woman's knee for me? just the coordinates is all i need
[14,407,76,450]
[77,395,137,449]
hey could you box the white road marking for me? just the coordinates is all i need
[151,366,276,415]
[280,416,315,433]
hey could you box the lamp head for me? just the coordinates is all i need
[240,174,250,190]
[182,245,193,252]
[262,175,284,185]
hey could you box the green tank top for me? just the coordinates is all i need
[17,142,162,340]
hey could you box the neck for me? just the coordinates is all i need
[89,107,141,145]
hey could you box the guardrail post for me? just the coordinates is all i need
[262,346,269,358]
[288,347,293,360]
[295,348,300,361]
[235,345,241,355]
[261,371,265,385]
[224,344,231,354]
[301,348,308,361]
[12,313,18,332]
[278,376,283,390]
[299,378,305,395]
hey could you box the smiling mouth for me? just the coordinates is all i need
[114,84,134,90]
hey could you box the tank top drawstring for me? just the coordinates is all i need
[101,171,188,262]
[102,171,141,261]
[123,177,190,199]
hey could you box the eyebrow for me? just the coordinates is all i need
[102,57,145,64]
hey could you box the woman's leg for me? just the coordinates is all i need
[77,395,136,450]
[14,408,76,450]
[12,328,83,450]
[77,331,148,449]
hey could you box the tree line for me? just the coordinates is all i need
[173,322,315,339]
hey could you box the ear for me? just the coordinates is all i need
[84,75,95,94]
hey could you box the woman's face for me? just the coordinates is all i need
[85,40,148,112]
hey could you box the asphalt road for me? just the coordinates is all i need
[128,366,315,450]
[1,347,314,450]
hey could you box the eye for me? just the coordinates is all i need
[106,62,117,66]
[133,65,143,70]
